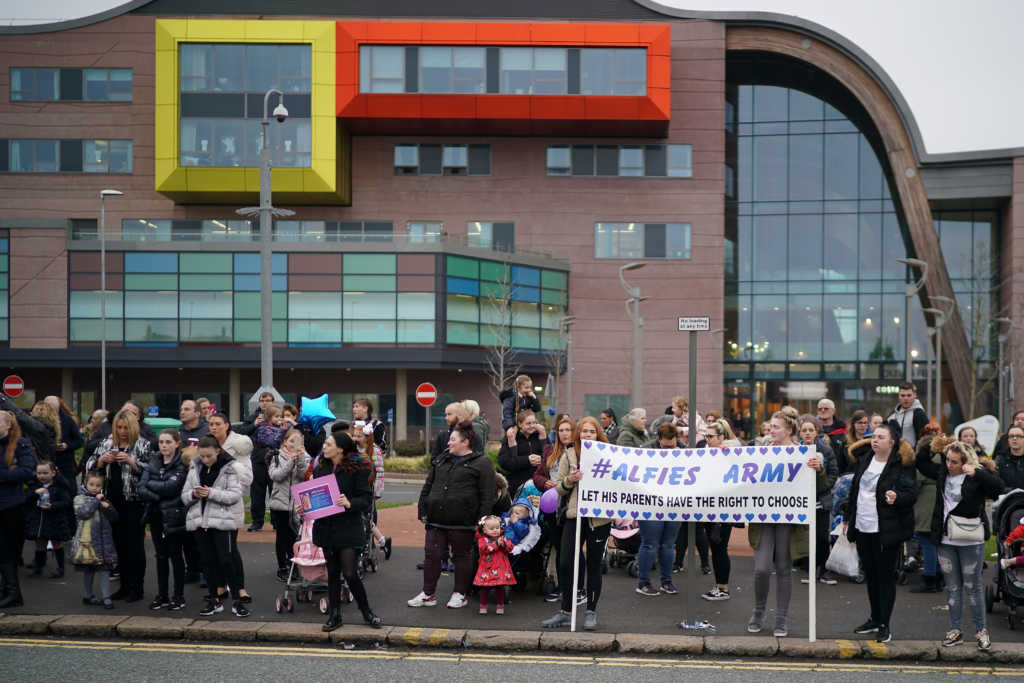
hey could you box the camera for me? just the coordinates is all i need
[272,102,289,123]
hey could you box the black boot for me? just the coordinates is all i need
[910,574,938,593]
[360,606,383,629]
[50,548,65,579]
[31,551,45,577]
[0,562,24,608]
[322,607,342,632]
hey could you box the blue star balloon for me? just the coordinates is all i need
[298,394,335,433]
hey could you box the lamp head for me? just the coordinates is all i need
[100,189,123,198]
[895,257,926,268]
[620,262,645,273]
[272,103,289,123]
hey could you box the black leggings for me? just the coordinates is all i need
[110,499,146,593]
[706,523,734,585]
[856,532,900,627]
[324,546,370,613]
[230,529,245,590]
[558,520,610,613]
[677,522,710,567]
[271,510,296,570]
[195,528,240,601]
[0,506,23,564]
[150,517,185,599]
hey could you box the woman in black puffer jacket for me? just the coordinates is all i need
[307,429,379,632]
[139,428,189,611]
[0,411,36,608]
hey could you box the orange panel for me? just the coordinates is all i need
[338,92,367,117]
[365,94,421,118]
[638,94,671,120]
[530,22,585,45]
[336,84,359,114]
[421,22,477,44]
[584,24,640,46]
[476,95,530,119]
[585,96,642,120]
[648,53,671,91]
[336,21,364,53]
[647,87,671,119]
[421,95,477,118]
[337,50,358,87]
[639,24,672,55]
[475,22,531,44]
[530,96,585,120]
[365,21,421,42]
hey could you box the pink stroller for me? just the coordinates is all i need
[275,518,331,614]
[604,518,642,577]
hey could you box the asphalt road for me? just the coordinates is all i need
[378,482,423,505]
[4,638,1022,683]
[8,539,1023,645]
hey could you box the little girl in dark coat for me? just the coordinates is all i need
[72,471,119,608]
[24,460,73,578]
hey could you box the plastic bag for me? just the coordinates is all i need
[825,532,860,578]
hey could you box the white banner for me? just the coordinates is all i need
[576,441,816,524]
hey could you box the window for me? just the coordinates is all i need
[419,47,486,94]
[2,139,132,174]
[408,222,442,243]
[359,46,404,93]
[10,67,132,102]
[594,222,691,259]
[468,222,515,253]
[8,140,57,172]
[546,144,692,178]
[84,140,133,173]
[581,49,646,95]
[392,143,490,176]
[583,394,631,424]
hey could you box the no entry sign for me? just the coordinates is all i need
[2,375,24,398]
[415,382,437,407]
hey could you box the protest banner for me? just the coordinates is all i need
[568,440,819,640]
[292,474,343,521]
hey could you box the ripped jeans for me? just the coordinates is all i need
[938,542,986,632]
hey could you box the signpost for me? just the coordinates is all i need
[2,375,24,398]
[416,382,437,455]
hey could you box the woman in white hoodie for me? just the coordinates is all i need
[208,413,254,604]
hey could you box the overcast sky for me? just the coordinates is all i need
[3,0,1021,156]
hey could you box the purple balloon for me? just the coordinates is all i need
[540,487,560,514]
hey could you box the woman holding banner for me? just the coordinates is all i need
[845,421,917,644]
[747,407,827,637]
[542,416,611,632]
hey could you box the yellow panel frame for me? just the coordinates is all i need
[154,19,349,205]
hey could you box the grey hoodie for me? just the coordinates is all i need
[887,398,929,449]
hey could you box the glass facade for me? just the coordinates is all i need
[724,58,999,427]
[178,43,312,168]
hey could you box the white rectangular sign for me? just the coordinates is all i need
[576,441,815,524]
[678,316,710,331]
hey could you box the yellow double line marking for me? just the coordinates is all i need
[0,637,1020,675]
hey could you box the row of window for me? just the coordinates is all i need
[180,118,311,168]
[546,144,691,177]
[0,139,132,173]
[394,144,491,176]
[360,45,645,96]
[179,44,312,94]
[10,68,132,102]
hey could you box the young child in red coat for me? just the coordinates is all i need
[475,515,515,615]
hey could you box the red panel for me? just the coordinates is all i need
[639,24,671,55]
[476,95,530,119]
[365,94,422,118]
[365,21,421,42]
[336,21,364,53]
[530,96,585,120]
[396,275,436,292]
[288,253,342,274]
[337,50,358,87]
[336,84,359,116]
[421,22,476,44]
[288,274,341,291]
[584,23,640,45]
[530,22,585,45]
[421,94,476,119]
[397,253,436,274]
[338,90,367,117]
[475,22,531,44]
[647,87,672,119]
[647,53,671,91]
[585,96,642,120]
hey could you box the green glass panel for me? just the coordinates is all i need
[234,292,286,318]
[180,252,232,273]
[511,327,539,349]
[398,320,434,343]
[344,320,396,343]
[541,305,563,329]
[125,291,177,319]
[446,294,479,323]
[480,281,508,299]
[289,292,340,319]
[343,253,395,274]
[288,319,341,343]
[69,318,123,342]
[343,275,395,292]
[511,301,538,327]
[69,291,123,318]
[446,256,478,279]
[541,270,567,290]
[343,292,395,319]
[179,274,232,290]
[0,319,6,341]
[179,319,232,342]
[480,326,509,347]
[0,274,6,289]
[125,319,178,343]
[541,329,564,351]
[234,319,287,343]
[180,291,232,319]
[541,289,567,306]
[0,255,8,271]
[479,260,509,283]
[125,273,178,290]
[447,322,478,346]
[397,293,434,320]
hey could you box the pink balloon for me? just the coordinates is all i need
[540,487,560,514]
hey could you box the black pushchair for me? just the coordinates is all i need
[985,488,1024,628]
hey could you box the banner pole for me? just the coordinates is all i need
[570,510,583,632]
[808,449,817,643]
[686,329,698,628]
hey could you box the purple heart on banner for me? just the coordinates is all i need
[642,512,652,520]
[707,514,716,521]
[770,513,781,522]
[759,447,769,455]
[660,450,670,458]
[772,447,782,455]
[630,511,640,519]
[634,449,644,457]
[758,514,767,521]
[655,513,664,520]
[798,446,808,454]
[785,446,795,455]
[785,514,794,522]
[592,509,602,518]
[597,443,606,451]
[671,450,681,457]
[696,449,705,457]
[685,450,693,457]
[746,513,755,521]
[680,513,690,521]
[609,445,618,453]
[579,508,589,516]
[618,510,628,518]
[694,513,703,520]
[733,514,742,522]
[647,450,656,457]
[582,440,591,449]
[721,447,730,455]
[667,513,677,520]
[798,514,807,523]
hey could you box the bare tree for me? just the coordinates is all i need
[482,267,520,411]
[950,249,1000,418]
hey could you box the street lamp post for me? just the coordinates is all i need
[619,262,646,409]
[924,296,956,424]
[895,257,928,382]
[924,326,934,417]
[99,189,123,411]
[560,316,576,415]
[237,89,294,397]
[997,317,1013,428]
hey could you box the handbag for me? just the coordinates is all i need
[825,532,860,578]
[946,514,985,543]
[72,514,102,567]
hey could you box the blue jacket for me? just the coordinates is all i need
[0,436,36,511]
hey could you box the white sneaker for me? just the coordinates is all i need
[446,592,468,609]
[407,592,437,607]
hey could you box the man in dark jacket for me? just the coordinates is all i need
[499,375,541,430]
[178,399,210,447]
[995,425,1024,490]
[992,410,1024,462]
[886,382,929,450]
[431,402,466,459]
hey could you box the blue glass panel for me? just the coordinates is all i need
[272,274,287,291]
[512,286,540,303]
[272,253,287,273]
[234,274,260,291]
[447,277,479,296]
[0,239,8,253]
[234,253,258,273]
[511,265,540,287]
[124,252,177,273]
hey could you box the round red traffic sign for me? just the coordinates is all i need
[415,382,437,407]
[2,375,24,398]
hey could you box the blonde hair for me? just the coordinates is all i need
[1,411,21,467]
[180,445,198,467]
[771,406,800,438]
[262,405,282,421]
[462,399,481,419]
[945,441,980,469]
[32,401,61,443]
[672,396,689,413]
[112,409,141,447]
[709,418,736,440]
[515,374,532,390]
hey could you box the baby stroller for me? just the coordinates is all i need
[276,518,330,614]
[604,518,641,577]
[986,488,1024,629]
[356,504,382,578]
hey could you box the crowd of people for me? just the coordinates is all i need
[1,376,1023,649]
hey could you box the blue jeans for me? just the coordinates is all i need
[938,542,986,632]
[915,531,938,577]
[637,521,682,585]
